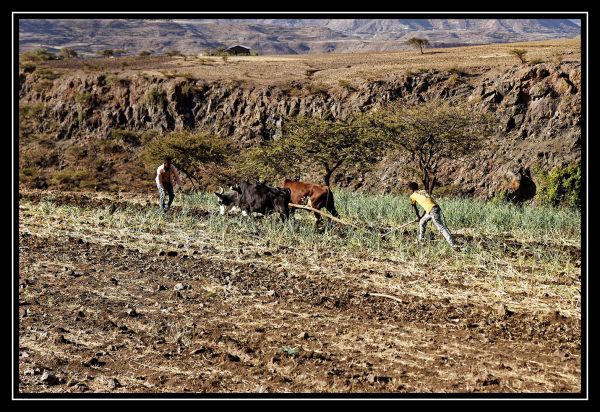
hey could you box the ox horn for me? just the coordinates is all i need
[219,186,224,194]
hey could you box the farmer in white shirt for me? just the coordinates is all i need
[155,156,182,212]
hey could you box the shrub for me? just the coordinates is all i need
[67,144,88,159]
[448,65,465,76]
[139,50,153,56]
[145,87,167,107]
[76,92,94,105]
[52,169,91,187]
[510,49,528,64]
[165,49,183,57]
[447,73,461,85]
[111,129,140,146]
[20,61,36,72]
[490,190,509,205]
[33,79,54,92]
[32,48,56,61]
[107,76,131,87]
[180,82,193,97]
[58,47,78,59]
[21,167,37,177]
[21,103,45,118]
[434,184,465,199]
[36,68,60,80]
[338,80,356,91]
[533,164,581,209]
[307,82,329,96]
[98,139,123,154]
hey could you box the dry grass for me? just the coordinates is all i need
[34,38,581,88]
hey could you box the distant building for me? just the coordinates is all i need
[224,45,251,55]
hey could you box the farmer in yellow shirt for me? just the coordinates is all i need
[407,182,455,247]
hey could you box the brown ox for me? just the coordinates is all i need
[282,178,339,224]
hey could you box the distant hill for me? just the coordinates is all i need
[18,18,581,55]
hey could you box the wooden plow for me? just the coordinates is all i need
[288,202,418,237]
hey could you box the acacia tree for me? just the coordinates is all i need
[407,37,430,54]
[98,49,115,57]
[246,112,387,187]
[140,131,229,190]
[58,47,78,59]
[370,100,495,194]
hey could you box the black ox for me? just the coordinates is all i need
[214,187,241,215]
[231,181,291,222]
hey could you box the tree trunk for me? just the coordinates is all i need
[429,176,438,194]
[323,161,342,187]
[177,166,200,190]
[419,45,424,54]
[323,170,332,187]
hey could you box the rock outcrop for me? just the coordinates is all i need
[19,62,581,197]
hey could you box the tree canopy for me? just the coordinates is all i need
[369,100,495,193]
[406,37,430,54]
[245,112,388,187]
[140,131,230,189]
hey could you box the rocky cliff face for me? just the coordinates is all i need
[19,62,581,198]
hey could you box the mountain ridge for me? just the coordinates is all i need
[19,18,580,55]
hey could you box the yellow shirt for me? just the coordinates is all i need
[410,190,438,213]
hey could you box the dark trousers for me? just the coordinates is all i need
[159,182,175,210]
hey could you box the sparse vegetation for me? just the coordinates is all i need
[75,92,94,105]
[58,47,78,59]
[66,144,88,159]
[107,75,131,87]
[307,82,329,96]
[20,61,36,73]
[51,169,92,187]
[145,87,167,107]
[32,79,54,92]
[510,49,528,64]
[22,48,57,62]
[36,68,60,80]
[448,65,465,75]
[98,139,124,154]
[158,70,177,79]
[180,82,193,97]
[338,80,356,91]
[111,129,140,146]
[165,49,183,57]
[21,103,45,118]
[98,49,116,57]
